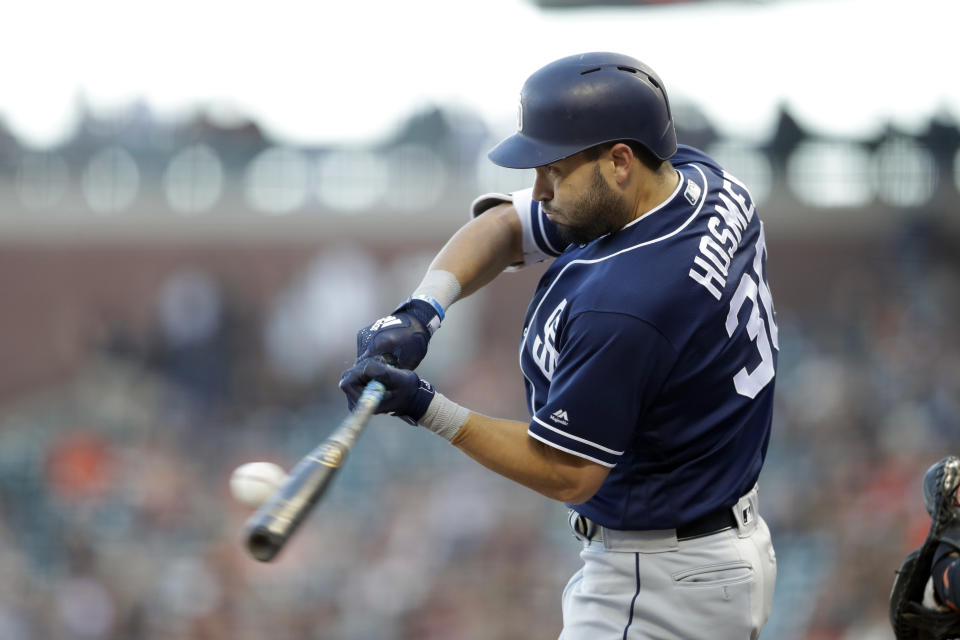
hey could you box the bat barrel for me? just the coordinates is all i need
[241,380,386,562]
[242,450,341,560]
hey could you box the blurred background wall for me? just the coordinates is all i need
[1,0,959,638]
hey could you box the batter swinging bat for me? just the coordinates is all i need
[243,379,387,562]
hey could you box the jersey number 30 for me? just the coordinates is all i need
[725,225,778,399]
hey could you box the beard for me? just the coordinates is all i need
[550,165,633,246]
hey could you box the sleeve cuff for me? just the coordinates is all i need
[528,416,620,468]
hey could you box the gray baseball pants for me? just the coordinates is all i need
[559,486,776,639]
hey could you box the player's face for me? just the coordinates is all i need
[533,155,632,246]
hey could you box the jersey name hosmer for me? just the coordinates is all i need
[688,174,755,300]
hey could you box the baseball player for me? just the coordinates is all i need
[890,456,960,640]
[340,52,778,639]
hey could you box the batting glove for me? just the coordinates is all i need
[355,297,443,371]
[339,357,435,425]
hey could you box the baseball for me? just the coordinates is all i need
[229,461,287,507]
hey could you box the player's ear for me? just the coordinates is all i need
[608,143,634,184]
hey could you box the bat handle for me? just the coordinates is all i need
[357,379,386,411]
[379,353,399,367]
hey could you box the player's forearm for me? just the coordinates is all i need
[449,412,607,504]
[356,206,522,373]
[428,204,522,301]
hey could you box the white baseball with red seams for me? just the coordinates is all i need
[229,462,287,507]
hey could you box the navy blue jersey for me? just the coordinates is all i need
[512,145,778,530]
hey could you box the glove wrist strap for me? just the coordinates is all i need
[411,295,445,321]
[392,298,442,336]
[419,392,470,442]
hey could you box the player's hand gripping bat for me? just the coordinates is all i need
[243,379,386,561]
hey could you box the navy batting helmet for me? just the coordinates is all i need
[488,52,677,169]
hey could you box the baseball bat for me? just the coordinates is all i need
[243,379,386,562]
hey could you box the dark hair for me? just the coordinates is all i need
[582,140,663,173]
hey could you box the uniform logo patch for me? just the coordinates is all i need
[550,409,569,426]
[684,179,701,205]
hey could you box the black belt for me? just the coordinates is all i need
[676,506,738,540]
[573,505,737,542]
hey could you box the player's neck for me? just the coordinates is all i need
[630,166,680,222]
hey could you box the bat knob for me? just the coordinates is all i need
[246,526,285,562]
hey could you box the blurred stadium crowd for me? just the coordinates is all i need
[0,100,958,639]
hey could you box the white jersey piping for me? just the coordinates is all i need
[532,415,626,455]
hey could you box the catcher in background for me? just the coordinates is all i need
[890,456,960,639]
